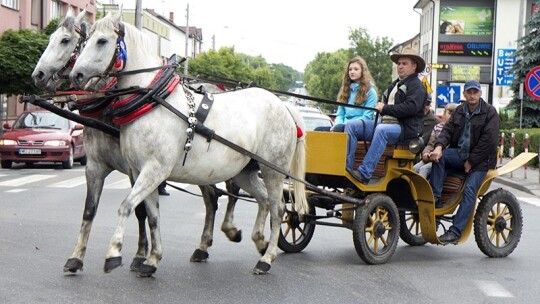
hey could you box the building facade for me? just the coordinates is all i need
[414,0,537,113]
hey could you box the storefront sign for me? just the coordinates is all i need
[439,6,494,36]
[451,65,481,81]
[496,49,516,86]
[439,42,492,57]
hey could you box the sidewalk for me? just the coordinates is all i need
[494,157,540,197]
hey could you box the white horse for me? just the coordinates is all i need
[70,12,308,275]
[31,9,245,275]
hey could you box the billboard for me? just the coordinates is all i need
[439,6,494,36]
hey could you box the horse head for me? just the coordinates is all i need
[70,9,159,92]
[32,7,88,92]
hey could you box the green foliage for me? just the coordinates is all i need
[500,128,540,167]
[186,47,297,92]
[43,18,60,36]
[0,29,48,96]
[304,50,352,113]
[508,2,540,128]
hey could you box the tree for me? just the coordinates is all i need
[508,2,540,128]
[186,47,298,92]
[0,29,49,96]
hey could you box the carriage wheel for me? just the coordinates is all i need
[353,193,400,265]
[278,192,316,253]
[474,189,523,258]
[399,210,427,246]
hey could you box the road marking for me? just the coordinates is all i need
[6,188,27,193]
[475,280,514,298]
[48,176,87,188]
[516,196,540,207]
[0,174,55,187]
[104,178,131,189]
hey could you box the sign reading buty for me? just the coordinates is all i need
[496,49,516,86]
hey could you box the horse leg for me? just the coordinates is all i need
[64,163,111,273]
[232,171,269,256]
[221,180,242,242]
[128,172,149,271]
[104,169,163,276]
[190,185,219,262]
[252,170,285,274]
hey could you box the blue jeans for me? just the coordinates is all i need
[314,123,345,132]
[430,148,487,236]
[345,121,401,178]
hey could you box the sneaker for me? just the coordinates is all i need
[439,230,459,244]
[347,169,370,185]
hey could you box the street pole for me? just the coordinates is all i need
[183,3,189,75]
[135,0,142,30]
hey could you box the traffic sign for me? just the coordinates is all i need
[525,66,540,101]
[421,65,432,76]
[436,85,461,106]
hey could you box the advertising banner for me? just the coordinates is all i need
[439,6,493,35]
[496,49,516,86]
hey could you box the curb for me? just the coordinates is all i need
[494,176,535,196]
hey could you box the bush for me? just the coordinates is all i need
[500,129,540,167]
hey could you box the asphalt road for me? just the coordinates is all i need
[1,164,540,304]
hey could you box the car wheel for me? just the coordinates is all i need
[1,160,12,169]
[62,145,74,169]
[399,210,427,246]
[278,191,316,253]
[78,155,87,166]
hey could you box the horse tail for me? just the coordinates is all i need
[284,103,309,214]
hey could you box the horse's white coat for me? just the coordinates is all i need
[70,12,308,274]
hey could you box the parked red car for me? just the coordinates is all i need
[0,110,86,169]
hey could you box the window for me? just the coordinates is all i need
[50,0,62,20]
[1,0,19,10]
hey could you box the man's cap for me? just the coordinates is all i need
[390,46,426,74]
[464,80,481,91]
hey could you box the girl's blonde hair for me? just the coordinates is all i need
[337,56,376,105]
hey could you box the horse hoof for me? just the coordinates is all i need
[253,261,271,275]
[190,249,209,262]
[137,264,157,277]
[64,258,83,273]
[231,230,242,243]
[104,256,122,273]
[130,257,146,271]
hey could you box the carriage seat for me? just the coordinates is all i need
[352,142,414,179]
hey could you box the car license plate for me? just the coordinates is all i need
[19,148,41,155]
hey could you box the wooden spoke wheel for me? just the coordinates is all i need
[353,193,400,265]
[474,189,523,258]
[278,193,316,253]
[399,210,427,246]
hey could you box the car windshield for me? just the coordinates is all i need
[14,112,69,130]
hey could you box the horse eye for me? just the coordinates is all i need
[61,38,70,44]
[97,38,108,45]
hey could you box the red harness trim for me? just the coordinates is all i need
[55,78,118,118]
[112,68,165,109]
[112,74,181,125]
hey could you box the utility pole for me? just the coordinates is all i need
[184,3,189,75]
[135,0,142,29]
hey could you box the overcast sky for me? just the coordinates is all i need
[113,0,421,71]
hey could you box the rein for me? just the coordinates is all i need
[52,22,88,81]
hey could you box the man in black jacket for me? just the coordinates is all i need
[345,46,426,184]
[429,80,500,244]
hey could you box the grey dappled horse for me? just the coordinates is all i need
[70,12,308,275]
[31,9,244,275]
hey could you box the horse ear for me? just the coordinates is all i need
[75,9,87,25]
[66,6,75,18]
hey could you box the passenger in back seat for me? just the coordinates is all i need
[429,80,500,244]
[345,47,426,184]
[314,56,377,132]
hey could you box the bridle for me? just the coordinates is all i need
[52,22,88,82]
